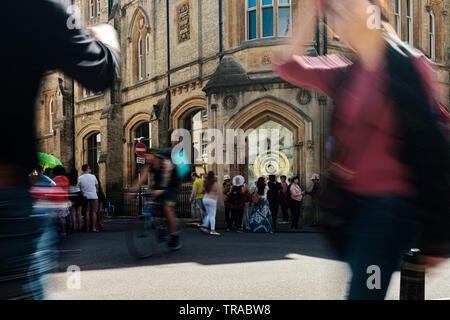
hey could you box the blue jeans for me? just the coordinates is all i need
[0,188,57,299]
[343,195,417,300]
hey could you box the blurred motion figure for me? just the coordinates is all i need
[0,0,120,299]
[272,0,449,299]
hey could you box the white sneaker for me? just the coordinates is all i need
[210,231,221,236]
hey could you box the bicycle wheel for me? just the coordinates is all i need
[125,215,158,259]
[105,204,115,219]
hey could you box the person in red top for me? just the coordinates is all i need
[52,165,70,237]
[272,0,448,299]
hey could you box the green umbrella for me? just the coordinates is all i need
[37,152,63,169]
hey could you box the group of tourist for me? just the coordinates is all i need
[29,164,107,237]
[190,171,321,235]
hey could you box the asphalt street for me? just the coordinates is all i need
[45,221,450,300]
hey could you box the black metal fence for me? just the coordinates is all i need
[107,182,193,218]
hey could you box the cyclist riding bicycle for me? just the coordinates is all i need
[128,148,181,250]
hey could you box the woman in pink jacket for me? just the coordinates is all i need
[289,176,304,231]
[272,0,449,299]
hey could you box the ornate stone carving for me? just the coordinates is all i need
[223,95,237,109]
[261,54,271,66]
[297,88,312,105]
[177,3,190,43]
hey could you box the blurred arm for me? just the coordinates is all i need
[38,0,121,91]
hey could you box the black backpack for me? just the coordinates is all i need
[229,186,243,205]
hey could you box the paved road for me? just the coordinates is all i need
[45,221,450,300]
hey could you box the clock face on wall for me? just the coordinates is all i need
[253,150,291,179]
[247,120,294,187]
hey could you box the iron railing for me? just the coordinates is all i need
[107,182,193,218]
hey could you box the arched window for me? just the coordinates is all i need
[134,122,151,149]
[246,0,291,40]
[394,0,401,36]
[429,12,435,60]
[138,36,143,80]
[49,97,54,134]
[406,0,413,45]
[132,10,150,82]
[97,0,101,17]
[145,34,150,78]
[89,0,94,20]
[87,133,101,175]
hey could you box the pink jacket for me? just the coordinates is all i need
[290,184,303,202]
[272,48,448,197]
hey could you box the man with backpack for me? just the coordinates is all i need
[229,175,247,232]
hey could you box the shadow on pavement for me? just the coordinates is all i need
[55,220,341,273]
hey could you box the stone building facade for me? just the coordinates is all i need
[35,0,449,218]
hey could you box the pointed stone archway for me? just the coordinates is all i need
[223,97,311,188]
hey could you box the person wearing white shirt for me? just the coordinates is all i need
[78,164,99,232]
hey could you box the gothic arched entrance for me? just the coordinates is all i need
[224,97,311,188]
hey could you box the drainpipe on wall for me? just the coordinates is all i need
[166,0,172,147]
[71,78,76,170]
[315,16,321,55]
[219,0,223,59]
[323,16,328,55]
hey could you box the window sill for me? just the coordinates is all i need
[77,93,104,103]
[238,36,290,50]
[122,78,151,92]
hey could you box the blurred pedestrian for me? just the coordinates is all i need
[272,0,449,299]
[0,0,119,299]
[52,165,70,237]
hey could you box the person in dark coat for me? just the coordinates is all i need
[267,175,281,231]
[305,174,322,226]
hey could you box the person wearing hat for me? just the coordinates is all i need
[305,174,322,226]
[222,175,232,231]
[229,175,247,232]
